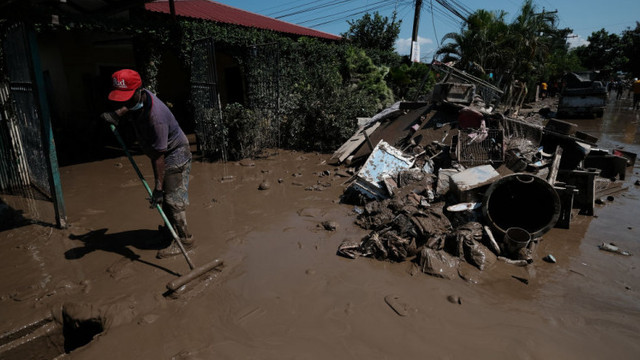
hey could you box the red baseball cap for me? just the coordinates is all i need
[108,69,142,102]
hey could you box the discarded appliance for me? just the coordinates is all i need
[431,82,476,105]
[483,173,561,239]
[450,164,500,201]
[350,140,415,200]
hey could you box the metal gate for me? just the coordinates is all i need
[0,22,66,228]
[190,37,227,161]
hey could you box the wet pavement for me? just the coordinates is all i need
[1,94,640,359]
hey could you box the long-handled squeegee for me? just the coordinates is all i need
[109,124,222,294]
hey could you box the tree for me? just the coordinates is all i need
[436,9,508,77]
[539,27,578,81]
[342,11,401,52]
[621,22,640,77]
[502,0,557,85]
[573,29,626,74]
[437,0,564,88]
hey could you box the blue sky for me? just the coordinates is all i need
[215,0,639,61]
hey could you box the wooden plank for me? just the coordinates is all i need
[351,105,431,163]
[328,103,404,165]
[328,122,381,165]
[547,146,563,185]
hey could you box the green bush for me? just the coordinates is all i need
[220,103,262,160]
[387,61,435,101]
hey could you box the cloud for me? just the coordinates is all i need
[395,36,434,56]
[567,33,589,48]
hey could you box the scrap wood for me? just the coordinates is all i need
[351,105,431,163]
[329,122,381,165]
[547,146,563,185]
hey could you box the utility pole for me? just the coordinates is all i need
[410,0,423,63]
[534,8,558,19]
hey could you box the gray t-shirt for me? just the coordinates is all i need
[131,90,191,168]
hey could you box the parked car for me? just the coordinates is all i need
[557,72,608,118]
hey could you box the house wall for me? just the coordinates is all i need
[33,29,246,164]
[36,30,135,164]
[156,51,191,132]
[38,31,135,123]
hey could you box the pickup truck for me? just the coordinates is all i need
[556,72,608,118]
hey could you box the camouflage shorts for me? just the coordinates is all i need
[163,160,191,212]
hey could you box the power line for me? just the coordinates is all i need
[426,2,463,29]
[433,0,468,22]
[448,0,472,17]
[299,0,395,23]
[273,0,352,19]
[306,0,407,27]
[258,0,320,15]
[397,1,415,24]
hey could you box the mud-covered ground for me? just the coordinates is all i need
[1,93,640,359]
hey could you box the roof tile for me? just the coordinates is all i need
[145,0,342,40]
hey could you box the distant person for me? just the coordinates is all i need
[632,78,640,110]
[100,69,194,259]
[616,80,624,100]
[540,81,548,99]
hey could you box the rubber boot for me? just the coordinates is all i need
[156,211,194,259]
[172,211,194,247]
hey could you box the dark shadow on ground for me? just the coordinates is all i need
[0,198,55,232]
[65,228,180,276]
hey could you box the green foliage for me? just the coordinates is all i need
[220,103,262,160]
[387,61,435,101]
[344,47,394,109]
[568,22,640,79]
[437,9,509,77]
[620,22,640,77]
[274,40,393,151]
[436,0,572,90]
[573,29,627,75]
[342,11,401,52]
[175,20,396,153]
[545,47,584,80]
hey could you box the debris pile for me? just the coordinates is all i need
[333,82,636,280]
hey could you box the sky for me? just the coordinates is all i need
[214,0,640,61]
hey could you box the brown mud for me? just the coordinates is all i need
[1,94,640,359]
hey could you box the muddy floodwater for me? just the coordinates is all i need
[1,95,640,359]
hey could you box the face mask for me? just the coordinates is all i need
[128,101,143,111]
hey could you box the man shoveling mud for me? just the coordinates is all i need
[101,69,194,259]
